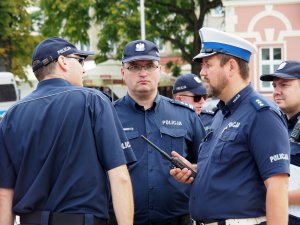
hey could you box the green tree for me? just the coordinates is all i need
[40,0,222,75]
[93,0,222,75]
[39,0,93,45]
[0,0,40,81]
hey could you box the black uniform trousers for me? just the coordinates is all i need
[18,212,107,225]
[289,215,300,225]
[108,214,192,225]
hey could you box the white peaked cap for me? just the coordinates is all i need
[193,27,256,63]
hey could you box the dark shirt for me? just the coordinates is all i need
[286,113,300,221]
[286,112,300,166]
[114,94,206,224]
[190,85,290,221]
[0,78,135,218]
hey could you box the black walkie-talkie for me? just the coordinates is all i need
[140,135,197,178]
[290,116,300,144]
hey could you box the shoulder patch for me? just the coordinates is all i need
[170,99,195,112]
[250,96,270,111]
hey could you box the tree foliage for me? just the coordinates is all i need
[39,0,93,45]
[92,0,222,74]
[40,0,222,74]
[0,0,40,81]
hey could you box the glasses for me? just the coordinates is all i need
[65,56,85,66]
[125,64,159,73]
[179,94,208,102]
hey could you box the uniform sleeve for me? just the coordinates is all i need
[111,111,137,165]
[187,114,206,163]
[92,95,136,171]
[0,121,16,188]
[249,109,290,180]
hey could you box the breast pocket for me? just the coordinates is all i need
[125,130,139,140]
[212,130,238,162]
[159,127,187,156]
[198,130,214,160]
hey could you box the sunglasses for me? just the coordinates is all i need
[179,94,208,102]
[65,56,85,66]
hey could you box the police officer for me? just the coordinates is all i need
[260,60,300,224]
[170,27,290,225]
[0,37,135,225]
[112,40,206,225]
[172,73,216,131]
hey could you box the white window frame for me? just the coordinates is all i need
[259,46,283,92]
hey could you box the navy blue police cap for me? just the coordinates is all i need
[173,73,207,95]
[193,27,256,63]
[122,40,160,63]
[260,60,300,81]
[32,37,94,72]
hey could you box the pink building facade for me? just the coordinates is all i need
[223,0,300,98]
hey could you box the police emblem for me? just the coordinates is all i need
[277,61,287,70]
[135,43,145,52]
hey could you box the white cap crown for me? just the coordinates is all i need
[193,27,256,62]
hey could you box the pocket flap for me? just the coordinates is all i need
[219,130,238,141]
[160,127,187,138]
[125,130,139,140]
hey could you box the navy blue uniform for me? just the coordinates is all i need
[114,94,205,225]
[287,112,300,224]
[200,109,216,132]
[288,112,300,166]
[190,85,290,221]
[0,78,135,219]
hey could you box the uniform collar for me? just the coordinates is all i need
[218,84,253,116]
[125,93,161,112]
[37,78,72,88]
[286,112,300,129]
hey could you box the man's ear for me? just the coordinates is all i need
[227,58,239,77]
[228,58,236,69]
[57,56,68,71]
[120,66,125,78]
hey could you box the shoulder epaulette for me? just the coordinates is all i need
[113,97,123,106]
[201,108,217,116]
[250,96,270,111]
[169,99,195,112]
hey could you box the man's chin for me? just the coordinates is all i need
[134,88,155,97]
[137,88,151,94]
[196,109,202,114]
[274,99,284,105]
[275,101,286,109]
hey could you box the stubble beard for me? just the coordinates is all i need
[206,76,228,98]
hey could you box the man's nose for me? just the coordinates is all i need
[200,67,207,77]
